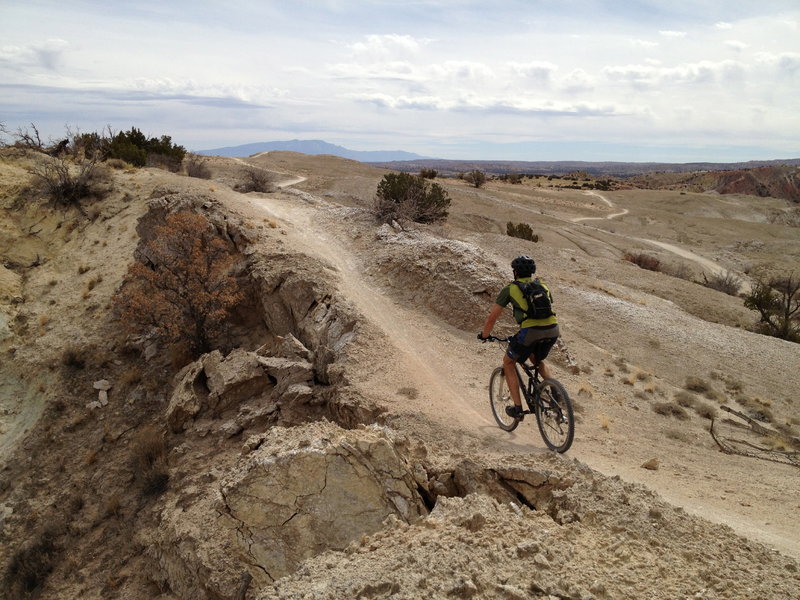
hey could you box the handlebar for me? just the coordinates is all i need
[478,334,511,343]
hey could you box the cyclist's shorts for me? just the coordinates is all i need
[507,324,560,364]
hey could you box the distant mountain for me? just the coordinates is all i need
[367,158,800,178]
[196,139,429,162]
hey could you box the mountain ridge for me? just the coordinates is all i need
[196,139,428,162]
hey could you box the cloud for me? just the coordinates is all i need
[659,30,687,38]
[715,22,733,30]
[348,34,430,58]
[0,38,69,72]
[725,40,748,52]
[508,61,558,83]
[630,39,659,48]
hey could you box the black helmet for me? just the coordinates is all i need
[511,255,536,277]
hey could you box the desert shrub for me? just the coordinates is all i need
[744,272,799,342]
[373,172,450,224]
[131,426,169,496]
[235,167,274,193]
[506,173,522,184]
[185,154,212,179]
[702,270,741,296]
[113,211,244,359]
[623,252,661,272]
[28,155,110,207]
[685,376,724,402]
[105,127,185,169]
[694,403,717,420]
[463,169,486,188]
[506,222,539,242]
[673,391,698,408]
[661,262,693,281]
[146,152,182,172]
[652,401,690,420]
[61,345,86,370]
[419,168,438,179]
[2,525,61,600]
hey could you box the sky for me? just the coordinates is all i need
[1,0,799,162]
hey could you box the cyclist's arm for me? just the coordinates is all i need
[480,304,504,339]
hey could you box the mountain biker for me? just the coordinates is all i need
[478,255,560,420]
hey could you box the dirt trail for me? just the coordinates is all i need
[220,188,519,444]
[571,190,629,222]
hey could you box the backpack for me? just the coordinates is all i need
[513,279,554,320]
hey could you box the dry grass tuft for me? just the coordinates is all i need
[397,387,419,400]
[2,524,61,600]
[665,428,691,442]
[653,402,690,420]
[674,391,698,408]
[599,414,610,430]
[131,426,169,496]
[694,403,718,420]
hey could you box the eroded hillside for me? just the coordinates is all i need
[1,150,799,599]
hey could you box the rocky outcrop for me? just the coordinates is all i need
[166,341,316,434]
[141,422,428,598]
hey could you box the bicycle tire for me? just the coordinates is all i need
[489,367,520,432]
[534,378,575,453]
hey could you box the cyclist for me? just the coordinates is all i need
[478,255,560,420]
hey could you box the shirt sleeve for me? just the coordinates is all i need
[495,284,512,306]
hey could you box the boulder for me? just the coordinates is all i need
[141,422,428,597]
[166,358,211,433]
[204,348,271,412]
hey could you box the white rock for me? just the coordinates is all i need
[98,390,108,406]
[93,379,112,391]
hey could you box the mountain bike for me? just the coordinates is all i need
[484,335,575,453]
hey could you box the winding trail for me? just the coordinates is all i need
[571,190,629,222]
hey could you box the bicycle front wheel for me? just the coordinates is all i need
[489,367,519,432]
[535,379,574,453]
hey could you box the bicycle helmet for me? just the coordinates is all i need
[511,255,536,277]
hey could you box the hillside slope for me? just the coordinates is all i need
[1,151,798,599]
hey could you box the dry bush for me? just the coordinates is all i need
[623,252,662,272]
[397,387,419,399]
[652,401,690,420]
[599,414,610,430]
[2,524,61,600]
[702,270,741,296]
[61,345,86,370]
[29,154,111,207]
[131,426,169,496]
[113,211,244,359]
[463,169,486,188]
[235,167,274,193]
[694,403,717,420]
[744,273,800,342]
[685,376,725,402]
[665,428,691,442]
[674,390,698,408]
[661,262,693,281]
[185,153,212,179]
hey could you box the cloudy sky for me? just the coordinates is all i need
[1,0,799,161]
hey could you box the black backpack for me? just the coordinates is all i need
[513,279,554,320]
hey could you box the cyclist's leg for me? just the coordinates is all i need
[502,353,523,408]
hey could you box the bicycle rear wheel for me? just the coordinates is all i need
[534,379,574,453]
[489,367,519,432]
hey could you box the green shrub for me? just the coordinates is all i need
[419,168,438,179]
[373,172,450,224]
[506,222,539,242]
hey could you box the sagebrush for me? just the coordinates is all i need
[373,172,450,224]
